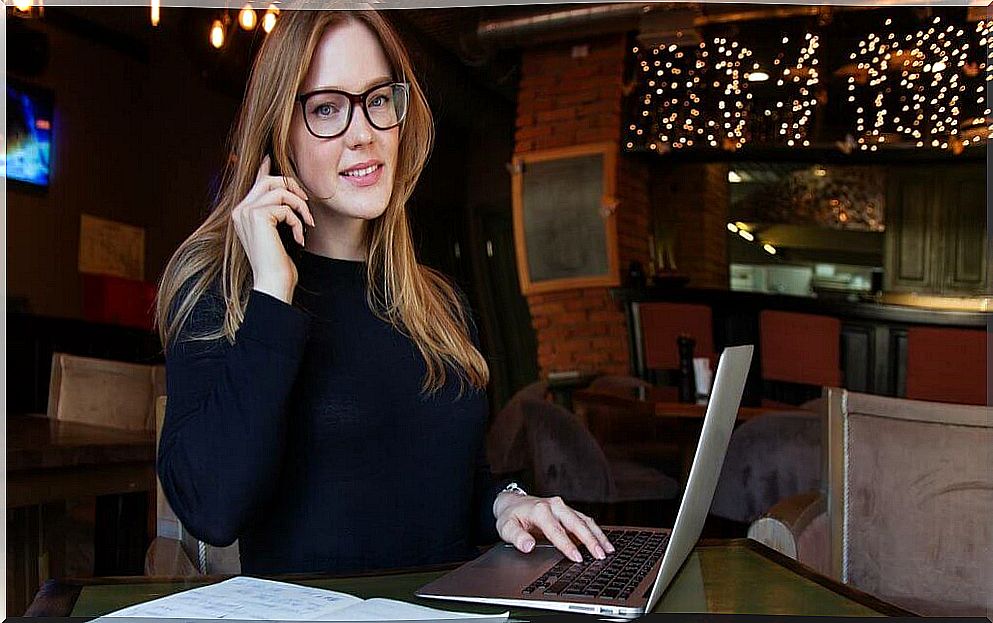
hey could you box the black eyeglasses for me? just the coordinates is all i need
[296,82,409,139]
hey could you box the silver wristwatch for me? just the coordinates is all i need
[503,481,528,497]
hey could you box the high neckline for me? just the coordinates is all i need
[298,250,366,265]
[295,250,367,289]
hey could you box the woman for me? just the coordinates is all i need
[155,10,613,575]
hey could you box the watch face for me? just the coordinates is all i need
[505,483,527,496]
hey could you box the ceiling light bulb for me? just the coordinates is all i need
[210,19,225,48]
[239,4,257,30]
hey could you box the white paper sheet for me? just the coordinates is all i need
[99,576,507,622]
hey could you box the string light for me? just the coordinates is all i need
[847,14,989,152]
[150,0,160,27]
[210,18,226,49]
[262,4,279,33]
[626,28,820,152]
[239,3,257,30]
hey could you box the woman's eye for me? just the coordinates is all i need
[369,95,391,108]
[314,103,339,117]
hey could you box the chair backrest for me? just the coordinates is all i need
[759,310,841,387]
[486,381,548,475]
[905,327,988,405]
[520,397,614,502]
[153,396,241,575]
[635,302,715,372]
[824,388,993,615]
[710,408,822,524]
[47,353,164,431]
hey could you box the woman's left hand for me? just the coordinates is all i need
[493,493,615,562]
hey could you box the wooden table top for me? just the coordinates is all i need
[6,414,155,472]
[26,540,914,617]
[573,386,796,421]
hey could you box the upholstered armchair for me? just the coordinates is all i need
[748,388,993,616]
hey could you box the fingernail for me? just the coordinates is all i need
[595,546,606,560]
[606,541,615,553]
[571,551,583,563]
[522,539,535,552]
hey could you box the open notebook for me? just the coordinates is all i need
[99,576,508,622]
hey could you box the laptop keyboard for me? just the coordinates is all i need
[521,529,669,601]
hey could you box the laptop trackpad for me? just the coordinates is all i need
[421,545,562,597]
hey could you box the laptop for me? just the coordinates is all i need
[417,345,754,619]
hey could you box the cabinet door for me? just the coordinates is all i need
[885,170,938,292]
[940,166,989,294]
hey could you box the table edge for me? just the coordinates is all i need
[26,540,916,618]
[714,539,917,617]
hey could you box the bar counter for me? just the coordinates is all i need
[611,286,990,402]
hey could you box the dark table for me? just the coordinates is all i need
[7,414,156,508]
[7,414,156,615]
[25,540,912,617]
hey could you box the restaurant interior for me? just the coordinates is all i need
[5,1,991,619]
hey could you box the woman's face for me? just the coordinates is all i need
[289,20,399,222]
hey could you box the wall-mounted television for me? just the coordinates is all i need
[5,79,53,188]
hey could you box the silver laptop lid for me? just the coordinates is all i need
[644,344,753,611]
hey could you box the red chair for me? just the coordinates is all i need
[906,327,988,405]
[759,310,841,387]
[637,302,715,372]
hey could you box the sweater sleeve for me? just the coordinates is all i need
[457,283,508,545]
[471,443,510,545]
[158,284,310,546]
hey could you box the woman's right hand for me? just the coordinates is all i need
[232,155,315,303]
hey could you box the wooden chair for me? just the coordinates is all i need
[47,353,165,431]
[905,327,988,405]
[749,388,993,615]
[45,353,165,579]
[758,310,840,405]
[633,302,715,382]
[145,396,241,576]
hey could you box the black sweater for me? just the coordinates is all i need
[158,250,503,574]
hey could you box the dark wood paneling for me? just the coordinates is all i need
[886,170,936,292]
[891,329,909,398]
[942,168,988,294]
[841,323,873,393]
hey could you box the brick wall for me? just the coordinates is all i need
[514,35,727,377]
[515,35,651,377]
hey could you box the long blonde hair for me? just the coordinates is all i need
[156,10,488,396]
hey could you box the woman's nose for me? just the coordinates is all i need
[343,106,375,148]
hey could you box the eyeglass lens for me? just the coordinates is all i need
[303,84,408,138]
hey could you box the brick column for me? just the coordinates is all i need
[515,35,651,378]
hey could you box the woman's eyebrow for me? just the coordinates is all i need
[305,77,393,93]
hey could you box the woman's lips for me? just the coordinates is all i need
[339,163,383,188]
